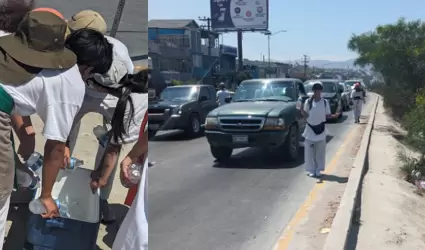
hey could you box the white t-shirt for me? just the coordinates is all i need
[216,89,230,105]
[302,98,331,142]
[71,92,148,145]
[351,89,363,99]
[105,36,134,74]
[0,65,86,142]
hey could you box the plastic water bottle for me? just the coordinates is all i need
[93,125,109,148]
[68,157,84,170]
[29,198,60,214]
[29,197,80,218]
[122,163,143,187]
[16,168,39,190]
[25,152,43,179]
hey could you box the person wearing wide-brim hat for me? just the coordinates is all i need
[301,81,333,178]
[0,11,85,247]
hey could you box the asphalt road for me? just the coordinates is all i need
[149,105,365,250]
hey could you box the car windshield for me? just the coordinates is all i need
[159,86,199,101]
[304,81,336,93]
[232,80,295,102]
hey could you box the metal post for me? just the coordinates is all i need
[110,0,126,37]
[268,34,271,70]
[237,30,243,71]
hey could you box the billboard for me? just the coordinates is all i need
[210,0,268,31]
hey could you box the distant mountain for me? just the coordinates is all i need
[309,59,356,69]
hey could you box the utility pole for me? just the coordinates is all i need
[302,54,310,78]
[110,0,126,37]
[198,16,212,58]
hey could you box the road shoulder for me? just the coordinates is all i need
[273,94,377,250]
[352,96,425,250]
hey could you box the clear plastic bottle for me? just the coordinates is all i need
[25,152,44,179]
[122,163,143,188]
[93,125,109,148]
[68,157,84,170]
[16,168,39,190]
[29,196,80,219]
[29,198,60,214]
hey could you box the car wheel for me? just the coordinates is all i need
[185,113,201,137]
[210,146,232,161]
[283,125,299,161]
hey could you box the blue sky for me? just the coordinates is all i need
[149,0,425,62]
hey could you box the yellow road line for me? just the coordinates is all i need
[273,124,359,250]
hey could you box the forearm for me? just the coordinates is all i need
[100,144,121,181]
[127,131,148,162]
[41,140,65,199]
[11,115,34,137]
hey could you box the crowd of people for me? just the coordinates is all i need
[0,1,148,250]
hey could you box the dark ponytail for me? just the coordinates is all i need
[110,69,149,143]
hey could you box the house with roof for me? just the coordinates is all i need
[148,19,237,84]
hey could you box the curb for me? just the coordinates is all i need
[322,94,379,250]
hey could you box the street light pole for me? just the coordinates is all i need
[264,29,286,77]
[268,34,271,69]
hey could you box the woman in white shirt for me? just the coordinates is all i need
[350,83,365,123]
[301,82,333,177]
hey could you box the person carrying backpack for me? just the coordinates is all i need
[301,82,333,177]
[351,83,365,123]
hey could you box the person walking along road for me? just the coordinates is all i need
[216,82,231,106]
[351,82,365,123]
[301,82,333,177]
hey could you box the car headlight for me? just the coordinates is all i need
[171,107,181,115]
[263,117,285,130]
[205,117,219,129]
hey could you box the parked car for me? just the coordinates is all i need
[304,79,343,121]
[204,78,306,161]
[148,85,218,137]
[339,82,351,111]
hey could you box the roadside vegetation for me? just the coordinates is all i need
[347,18,425,188]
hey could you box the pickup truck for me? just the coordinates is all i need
[204,78,307,161]
[148,85,218,137]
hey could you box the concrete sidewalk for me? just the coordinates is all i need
[4,113,133,250]
[352,96,425,249]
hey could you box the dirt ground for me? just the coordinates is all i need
[3,113,133,250]
[349,97,425,250]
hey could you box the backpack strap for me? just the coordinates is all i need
[308,97,327,110]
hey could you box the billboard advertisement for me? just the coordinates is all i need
[210,0,268,31]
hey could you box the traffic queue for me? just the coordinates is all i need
[147,78,366,178]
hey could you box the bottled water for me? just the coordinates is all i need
[122,163,143,188]
[25,152,83,176]
[29,198,60,215]
[29,196,81,218]
[25,152,43,179]
[68,157,84,170]
[93,125,109,148]
[16,168,39,190]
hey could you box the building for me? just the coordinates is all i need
[148,19,236,84]
[237,59,292,78]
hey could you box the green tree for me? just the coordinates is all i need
[348,18,425,119]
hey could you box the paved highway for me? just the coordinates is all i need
[149,106,365,250]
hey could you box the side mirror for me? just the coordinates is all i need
[225,96,232,103]
[338,88,343,93]
[199,96,208,102]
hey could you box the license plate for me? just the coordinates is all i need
[232,135,248,143]
[149,124,160,130]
